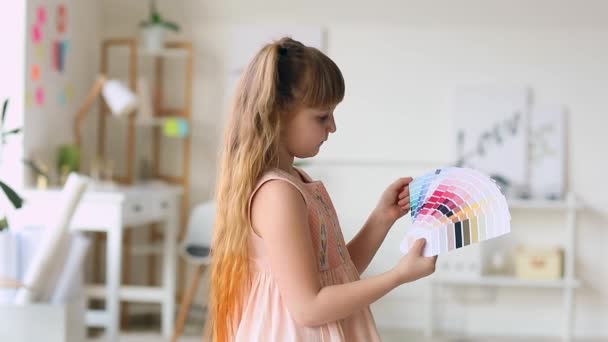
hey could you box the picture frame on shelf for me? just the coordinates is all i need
[452,86,531,197]
[529,106,567,201]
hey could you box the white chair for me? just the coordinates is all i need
[172,200,215,342]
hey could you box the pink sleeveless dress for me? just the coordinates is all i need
[235,167,381,341]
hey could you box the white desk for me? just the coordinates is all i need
[21,182,181,342]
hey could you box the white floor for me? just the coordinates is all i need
[88,330,595,342]
[85,308,600,342]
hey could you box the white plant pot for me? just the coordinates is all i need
[141,26,166,52]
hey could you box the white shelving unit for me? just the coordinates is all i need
[425,192,580,342]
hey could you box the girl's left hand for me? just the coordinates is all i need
[373,177,413,228]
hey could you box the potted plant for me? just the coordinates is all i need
[139,0,180,52]
[0,99,23,231]
[0,99,24,306]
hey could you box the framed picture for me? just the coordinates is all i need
[452,86,531,195]
[529,106,566,200]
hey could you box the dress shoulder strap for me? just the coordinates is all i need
[247,169,310,238]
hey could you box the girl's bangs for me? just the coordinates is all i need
[297,50,345,109]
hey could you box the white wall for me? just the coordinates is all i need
[99,0,608,338]
[319,26,608,337]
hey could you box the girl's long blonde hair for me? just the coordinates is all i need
[208,37,345,341]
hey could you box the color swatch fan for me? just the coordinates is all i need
[400,167,511,257]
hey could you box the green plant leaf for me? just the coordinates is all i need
[0,180,23,209]
[152,12,162,23]
[22,159,48,177]
[162,21,180,32]
[1,99,7,127]
[2,127,21,137]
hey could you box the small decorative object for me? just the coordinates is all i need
[139,0,180,52]
[489,250,507,275]
[436,244,482,278]
[23,157,50,189]
[163,117,189,138]
[89,156,116,186]
[515,246,563,280]
[59,164,71,186]
[400,167,511,257]
[37,174,48,189]
[102,159,115,182]
[90,156,102,182]
[57,144,80,175]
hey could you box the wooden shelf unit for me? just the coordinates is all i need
[96,38,194,326]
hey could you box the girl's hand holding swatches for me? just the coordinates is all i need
[373,176,438,285]
[391,239,437,285]
[373,177,414,228]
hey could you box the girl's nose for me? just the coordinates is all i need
[328,115,337,133]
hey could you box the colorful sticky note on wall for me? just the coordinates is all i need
[32,24,43,43]
[163,118,190,138]
[56,84,73,106]
[57,4,67,33]
[53,40,69,72]
[36,44,46,59]
[53,41,60,71]
[35,87,45,106]
[37,5,47,25]
[31,64,41,81]
[26,90,34,109]
[65,83,74,102]
[57,89,67,106]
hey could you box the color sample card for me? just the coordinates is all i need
[400,167,511,257]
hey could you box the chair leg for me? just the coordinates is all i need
[171,264,205,342]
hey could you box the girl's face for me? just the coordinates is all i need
[282,106,337,158]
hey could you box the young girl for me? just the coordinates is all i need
[209,37,437,341]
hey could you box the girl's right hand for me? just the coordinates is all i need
[392,239,437,285]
